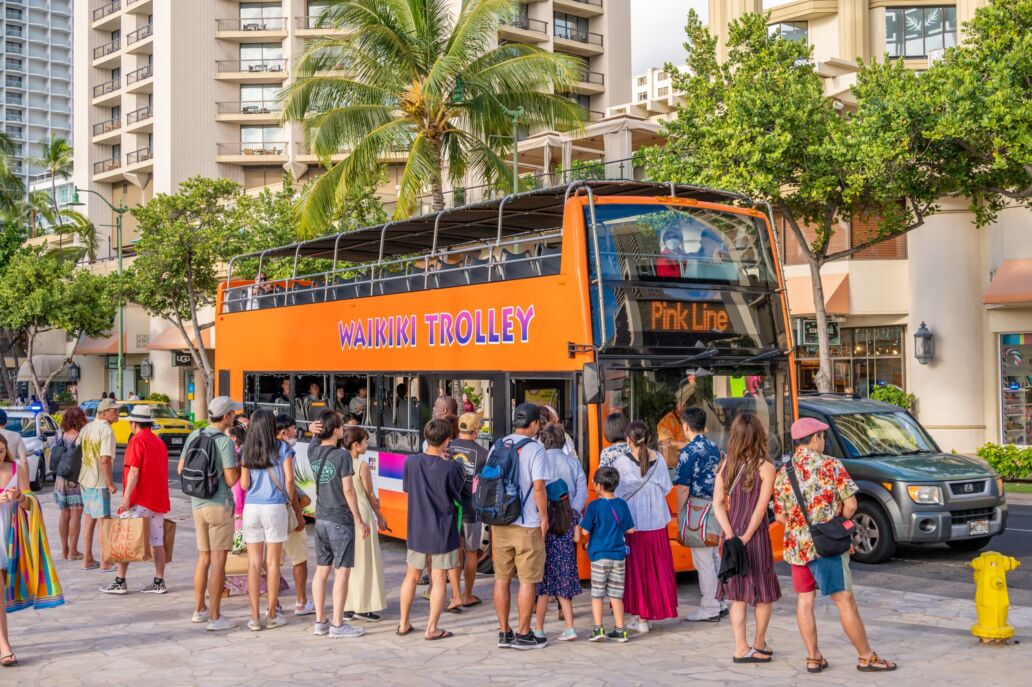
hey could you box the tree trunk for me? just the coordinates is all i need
[805,255,834,394]
[25,327,47,412]
[431,144,446,212]
[0,333,17,401]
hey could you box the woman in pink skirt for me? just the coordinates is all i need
[712,412,781,663]
[612,420,677,632]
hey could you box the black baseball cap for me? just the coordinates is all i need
[513,402,541,427]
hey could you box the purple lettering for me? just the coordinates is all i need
[338,321,355,349]
[455,310,474,346]
[353,319,367,348]
[409,315,417,347]
[514,305,535,343]
[501,306,515,344]
[473,309,487,345]
[376,317,388,348]
[424,313,439,346]
[487,308,501,344]
[440,312,455,346]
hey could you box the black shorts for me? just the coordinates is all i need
[315,520,355,569]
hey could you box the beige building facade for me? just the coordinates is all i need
[64,0,631,413]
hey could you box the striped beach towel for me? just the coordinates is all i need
[6,493,64,613]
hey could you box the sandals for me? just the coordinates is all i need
[425,630,453,641]
[396,625,415,636]
[753,644,773,657]
[1,653,18,667]
[857,653,897,672]
[462,595,482,608]
[445,605,464,614]
[732,649,771,664]
[806,657,829,674]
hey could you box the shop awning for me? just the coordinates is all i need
[16,355,72,382]
[984,259,1032,306]
[147,326,213,351]
[74,334,123,356]
[786,273,850,316]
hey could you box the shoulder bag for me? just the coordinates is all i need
[677,465,741,549]
[267,453,299,531]
[785,462,854,558]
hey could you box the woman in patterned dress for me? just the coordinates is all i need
[711,412,781,663]
[51,407,88,560]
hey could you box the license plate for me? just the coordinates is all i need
[170,437,184,445]
[968,519,989,536]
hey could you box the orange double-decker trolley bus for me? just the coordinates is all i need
[216,181,796,573]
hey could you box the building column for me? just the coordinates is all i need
[838,0,870,63]
[906,199,985,452]
[956,0,988,28]
[603,127,633,180]
[708,0,763,63]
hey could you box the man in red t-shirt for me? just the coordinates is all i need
[99,405,171,595]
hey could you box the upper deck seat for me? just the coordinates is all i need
[288,284,316,306]
[466,255,493,284]
[433,262,467,288]
[332,278,358,301]
[223,286,247,313]
[499,248,537,280]
[538,244,561,275]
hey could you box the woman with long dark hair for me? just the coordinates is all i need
[239,409,296,631]
[712,412,781,663]
[51,406,88,560]
[598,412,634,468]
[610,420,677,632]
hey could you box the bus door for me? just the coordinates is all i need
[428,374,503,447]
[509,376,574,443]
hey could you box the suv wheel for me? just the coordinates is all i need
[947,536,993,553]
[850,500,896,564]
[30,458,45,492]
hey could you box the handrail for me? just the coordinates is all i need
[582,184,606,346]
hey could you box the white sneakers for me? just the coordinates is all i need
[191,611,209,624]
[626,618,651,634]
[294,601,316,616]
[206,617,237,632]
[684,609,721,623]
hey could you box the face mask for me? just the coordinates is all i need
[665,239,680,251]
[286,437,297,448]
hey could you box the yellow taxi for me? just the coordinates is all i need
[81,399,195,451]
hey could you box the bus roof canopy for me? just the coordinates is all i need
[245,181,752,265]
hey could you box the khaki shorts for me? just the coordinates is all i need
[285,528,309,566]
[491,524,545,583]
[193,505,234,552]
[406,548,460,571]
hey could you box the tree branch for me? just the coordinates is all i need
[824,198,926,262]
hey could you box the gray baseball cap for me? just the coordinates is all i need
[208,396,243,418]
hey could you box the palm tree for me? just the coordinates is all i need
[282,0,585,233]
[0,133,23,216]
[17,189,57,238]
[53,209,99,263]
[31,135,73,218]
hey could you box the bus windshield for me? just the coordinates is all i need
[600,360,793,468]
[589,203,778,288]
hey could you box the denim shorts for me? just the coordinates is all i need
[315,520,355,569]
[791,553,853,596]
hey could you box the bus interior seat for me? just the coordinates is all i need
[288,284,316,306]
[538,244,561,275]
[466,255,493,284]
[498,248,537,280]
[433,262,468,288]
[332,278,357,300]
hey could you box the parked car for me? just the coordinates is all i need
[80,399,194,453]
[797,394,1008,564]
[5,408,58,491]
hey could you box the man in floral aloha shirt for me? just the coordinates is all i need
[772,418,897,674]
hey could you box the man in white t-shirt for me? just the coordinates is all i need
[489,403,550,651]
[78,398,119,572]
[0,409,28,465]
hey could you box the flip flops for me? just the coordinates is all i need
[396,625,415,636]
[445,605,464,614]
[425,630,453,641]
[753,645,773,657]
[462,596,482,608]
[81,561,100,571]
[732,649,771,664]
[0,654,17,667]
[806,657,829,673]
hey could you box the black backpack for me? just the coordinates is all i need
[53,437,82,482]
[180,430,220,499]
[473,437,533,526]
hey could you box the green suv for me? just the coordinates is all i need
[797,394,1008,564]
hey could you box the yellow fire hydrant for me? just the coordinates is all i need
[970,551,1021,644]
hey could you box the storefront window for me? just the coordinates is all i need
[1000,333,1032,445]
[795,325,905,396]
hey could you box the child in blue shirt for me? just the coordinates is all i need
[578,466,635,642]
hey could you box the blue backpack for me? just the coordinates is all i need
[473,437,533,526]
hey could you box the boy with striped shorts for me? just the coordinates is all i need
[578,466,636,642]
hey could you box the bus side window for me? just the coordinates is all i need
[381,374,421,453]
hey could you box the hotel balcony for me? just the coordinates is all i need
[498,15,548,44]
[295,15,352,37]
[92,1,121,30]
[571,69,605,95]
[215,100,283,124]
[125,105,153,132]
[126,145,154,172]
[125,0,152,14]
[553,27,604,56]
[91,77,121,106]
[216,141,288,165]
[92,37,121,68]
[554,0,605,18]
[216,17,288,41]
[214,59,288,83]
[125,64,154,93]
[91,116,121,144]
[125,23,153,54]
[93,156,124,182]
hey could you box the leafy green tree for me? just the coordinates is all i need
[0,248,116,409]
[282,0,584,231]
[920,0,1031,225]
[30,136,73,219]
[127,177,244,407]
[640,12,943,392]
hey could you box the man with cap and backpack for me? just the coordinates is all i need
[178,396,242,631]
[100,405,170,595]
[772,417,897,674]
[475,402,550,650]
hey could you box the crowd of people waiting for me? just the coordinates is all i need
[0,391,897,674]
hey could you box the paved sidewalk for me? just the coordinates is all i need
[6,493,1030,686]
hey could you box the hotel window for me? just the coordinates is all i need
[636,76,646,86]
[657,86,669,97]
[1000,333,1032,445]
[240,3,284,29]
[637,91,647,101]
[795,326,905,396]
[885,6,957,58]
[768,21,808,43]
[657,71,667,81]
[554,12,588,41]
[240,125,285,153]
[239,43,284,69]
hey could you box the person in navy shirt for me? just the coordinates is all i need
[674,407,725,622]
[579,467,635,642]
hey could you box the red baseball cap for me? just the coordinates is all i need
[791,417,830,440]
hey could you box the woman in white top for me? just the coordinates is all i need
[611,420,678,633]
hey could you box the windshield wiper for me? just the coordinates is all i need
[897,448,934,455]
[739,348,789,364]
[662,347,719,367]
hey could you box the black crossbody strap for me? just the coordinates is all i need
[785,461,814,529]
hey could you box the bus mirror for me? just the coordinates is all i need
[583,363,602,405]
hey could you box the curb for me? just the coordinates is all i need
[1005,491,1032,506]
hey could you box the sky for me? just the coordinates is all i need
[631,0,703,74]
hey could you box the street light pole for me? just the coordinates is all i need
[504,106,524,192]
[70,187,128,399]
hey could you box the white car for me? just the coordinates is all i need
[5,408,59,491]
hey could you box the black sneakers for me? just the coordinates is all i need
[512,632,548,650]
[497,629,516,648]
[99,577,128,595]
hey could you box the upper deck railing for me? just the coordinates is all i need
[223,180,763,316]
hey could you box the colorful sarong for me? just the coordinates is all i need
[6,493,64,613]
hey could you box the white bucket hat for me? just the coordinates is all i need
[127,405,154,424]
